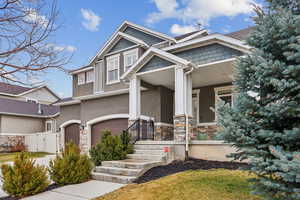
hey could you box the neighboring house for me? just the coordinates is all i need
[0,82,60,134]
[55,21,253,160]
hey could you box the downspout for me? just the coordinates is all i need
[183,65,194,160]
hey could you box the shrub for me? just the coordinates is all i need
[120,131,134,154]
[49,142,92,186]
[90,130,127,166]
[1,152,49,197]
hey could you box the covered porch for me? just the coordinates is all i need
[127,55,236,143]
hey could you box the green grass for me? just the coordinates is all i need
[96,169,261,200]
[0,152,51,163]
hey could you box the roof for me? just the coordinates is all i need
[226,27,255,41]
[53,97,80,106]
[174,31,200,40]
[0,97,59,117]
[0,82,32,95]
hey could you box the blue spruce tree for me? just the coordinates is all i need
[218,0,300,199]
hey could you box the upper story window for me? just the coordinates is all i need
[106,54,120,84]
[78,72,85,85]
[124,49,138,71]
[86,70,94,83]
[214,86,234,121]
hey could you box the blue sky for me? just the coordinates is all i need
[43,0,263,98]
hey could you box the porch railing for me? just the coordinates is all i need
[124,119,155,144]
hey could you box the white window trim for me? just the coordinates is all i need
[45,120,53,132]
[123,48,139,70]
[192,89,200,125]
[214,85,235,121]
[77,72,86,85]
[106,54,120,85]
[86,70,94,83]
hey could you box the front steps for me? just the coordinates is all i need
[92,143,171,184]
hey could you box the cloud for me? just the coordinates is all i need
[170,24,197,35]
[80,8,101,31]
[147,0,258,25]
[25,9,49,28]
[46,44,77,52]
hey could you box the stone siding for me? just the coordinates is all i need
[192,124,221,140]
[173,115,193,142]
[0,135,25,152]
[79,127,88,154]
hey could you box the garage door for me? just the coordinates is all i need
[65,123,80,146]
[91,118,128,146]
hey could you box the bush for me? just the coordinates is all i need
[120,131,134,154]
[49,142,92,186]
[90,130,127,166]
[1,152,49,197]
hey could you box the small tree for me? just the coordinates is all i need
[49,142,92,186]
[1,152,49,197]
[218,1,300,199]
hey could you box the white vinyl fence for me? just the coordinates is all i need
[25,132,60,154]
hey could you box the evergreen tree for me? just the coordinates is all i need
[218,1,300,199]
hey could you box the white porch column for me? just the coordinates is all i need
[174,66,185,116]
[129,75,141,120]
[185,73,193,117]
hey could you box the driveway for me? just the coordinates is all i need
[0,155,125,199]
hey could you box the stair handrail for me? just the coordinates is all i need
[123,119,140,144]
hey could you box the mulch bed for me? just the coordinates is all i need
[134,158,249,184]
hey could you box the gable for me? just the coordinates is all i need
[108,38,136,53]
[21,87,59,104]
[138,56,175,73]
[123,27,164,46]
[174,43,243,65]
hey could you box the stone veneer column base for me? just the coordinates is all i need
[0,135,25,152]
[79,127,89,154]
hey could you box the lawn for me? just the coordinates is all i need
[96,169,261,200]
[0,152,50,163]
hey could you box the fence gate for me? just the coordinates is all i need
[25,132,59,153]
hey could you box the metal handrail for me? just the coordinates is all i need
[124,119,140,144]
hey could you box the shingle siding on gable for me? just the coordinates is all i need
[138,56,174,73]
[123,27,164,45]
[108,38,136,53]
[174,44,243,66]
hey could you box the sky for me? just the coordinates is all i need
[41,0,264,98]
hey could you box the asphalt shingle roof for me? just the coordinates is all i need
[0,98,60,117]
[0,82,32,95]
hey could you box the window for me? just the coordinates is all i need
[124,49,138,71]
[214,86,234,121]
[78,72,85,85]
[45,121,52,132]
[86,70,94,83]
[106,54,120,84]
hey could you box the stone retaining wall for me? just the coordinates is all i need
[0,135,25,152]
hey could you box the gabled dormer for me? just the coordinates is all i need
[70,21,175,98]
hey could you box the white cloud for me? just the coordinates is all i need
[147,0,258,25]
[47,44,77,52]
[80,8,101,32]
[25,9,49,28]
[170,24,197,35]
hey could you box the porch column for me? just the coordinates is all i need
[129,75,141,120]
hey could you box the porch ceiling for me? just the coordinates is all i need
[137,59,235,90]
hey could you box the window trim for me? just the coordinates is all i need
[86,70,94,83]
[77,72,86,85]
[45,120,53,132]
[106,54,120,85]
[214,85,234,121]
[123,48,139,70]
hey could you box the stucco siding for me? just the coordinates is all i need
[56,104,81,130]
[0,115,45,134]
[175,44,243,66]
[123,27,164,45]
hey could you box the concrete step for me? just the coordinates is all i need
[134,144,169,150]
[134,149,165,155]
[102,159,162,169]
[92,172,136,184]
[127,154,166,162]
[94,166,141,176]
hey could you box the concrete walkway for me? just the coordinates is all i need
[0,155,125,199]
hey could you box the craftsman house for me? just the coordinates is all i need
[55,21,253,160]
